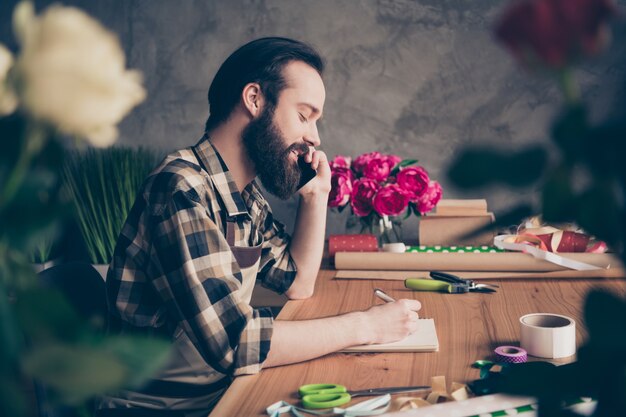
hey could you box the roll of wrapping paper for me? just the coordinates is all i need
[334,251,619,272]
[328,234,378,257]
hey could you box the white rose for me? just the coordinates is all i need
[12,1,146,146]
[0,44,18,116]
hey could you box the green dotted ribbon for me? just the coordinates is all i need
[406,245,505,253]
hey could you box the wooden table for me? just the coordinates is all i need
[209,270,625,416]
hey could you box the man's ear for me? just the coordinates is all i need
[242,82,264,118]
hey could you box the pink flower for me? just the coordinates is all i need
[396,166,430,202]
[495,0,616,70]
[328,167,354,208]
[350,178,380,217]
[352,152,382,175]
[415,181,443,214]
[372,184,410,217]
[329,155,352,170]
[363,156,397,182]
[387,155,402,168]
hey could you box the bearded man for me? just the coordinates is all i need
[99,37,421,417]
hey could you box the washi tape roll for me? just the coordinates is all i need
[494,346,528,363]
[520,313,576,359]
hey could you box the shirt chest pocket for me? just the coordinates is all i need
[226,221,264,269]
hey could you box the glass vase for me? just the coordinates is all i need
[347,214,402,246]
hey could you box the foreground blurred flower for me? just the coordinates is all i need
[495,0,616,70]
[11,1,146,146]
[0,44,17,115]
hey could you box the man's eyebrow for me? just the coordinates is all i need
[299,102,323,120]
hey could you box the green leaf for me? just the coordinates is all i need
[584,290,626,350]
[541,165,576,223]
[390,159,418,176]
[22,343,127,405]
[15,288,84,342]
[0,280,21,364]
[337,203,349,213]
[550,104,588,163]
[104,336,171,388]
[346,215,360,230]
[0,374,27,417]
[63,147,163,264]
[576,182,622,248]
[583,121,626,179]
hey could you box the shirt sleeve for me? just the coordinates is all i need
[256,203,297,294]
[150,186,273,376]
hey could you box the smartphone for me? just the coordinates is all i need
[297,156,317,190]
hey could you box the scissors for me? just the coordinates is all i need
[298,383,430,409]
[404,271,498,293]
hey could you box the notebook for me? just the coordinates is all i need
[341,318,439,352]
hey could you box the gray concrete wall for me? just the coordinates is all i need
[2,0,625,239]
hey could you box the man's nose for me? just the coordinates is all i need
[305,122,321,147]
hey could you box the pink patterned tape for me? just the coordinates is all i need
[494,346,528,364]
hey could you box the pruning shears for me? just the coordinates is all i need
[404,271,499,294]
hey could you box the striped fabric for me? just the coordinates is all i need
[106,136,297,378]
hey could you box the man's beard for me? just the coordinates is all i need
[242,105,309,200]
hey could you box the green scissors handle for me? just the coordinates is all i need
[299,383,351,409]
[405,278,455,293]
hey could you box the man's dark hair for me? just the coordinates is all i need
[204,37,324,132]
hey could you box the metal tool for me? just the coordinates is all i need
[404,271,497,293]
[430,271,499,291]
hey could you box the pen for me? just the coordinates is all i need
[374,288,396,303]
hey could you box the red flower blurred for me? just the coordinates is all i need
[352,151,382,175]
[396,166,430,202]
[373,184,410,217]
[350,178,380,216]
[495,0,616,69]
[328,167,354,208]
[387,155,402,167]
[329,155,352,170]
[415,181,443,215]
[363,156,396,182]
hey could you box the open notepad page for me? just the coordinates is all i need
[341,318,439,353]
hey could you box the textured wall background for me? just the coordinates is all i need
[2,0,625,239]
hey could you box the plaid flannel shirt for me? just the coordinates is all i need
[106,137,297,377]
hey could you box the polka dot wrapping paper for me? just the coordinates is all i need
[328,234,378,257]
[407,245,505,253]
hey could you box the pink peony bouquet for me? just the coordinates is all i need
[328,152,442,240]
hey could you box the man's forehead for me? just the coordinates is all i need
[280,61,325,109]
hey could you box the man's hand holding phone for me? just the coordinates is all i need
[297,147,331,196]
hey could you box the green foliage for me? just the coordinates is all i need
[447,64,626,417]
[22,344,128,405]
[448,145,548,189]
[390,159,418,176]
[63,147,162,264]
[0,112,171,417]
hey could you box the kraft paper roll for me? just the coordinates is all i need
[334,251,618,272]
[333,268,626,280]
[520,313,576,359]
